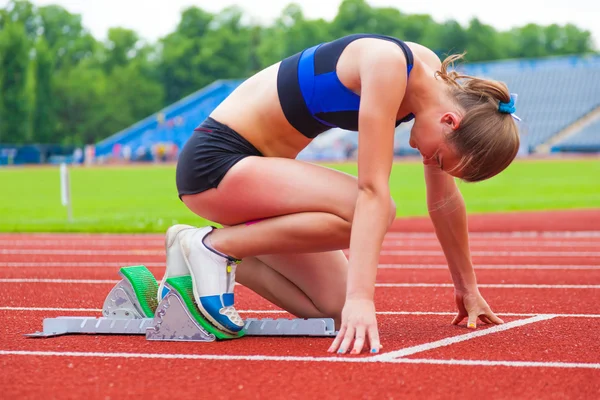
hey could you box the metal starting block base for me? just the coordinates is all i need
[25,265,337,342]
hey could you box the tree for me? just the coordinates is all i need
[0,21,30,143]
[465,18,503,61]
[37,5,97,69]
[102,28,140,74]
[31,36,55,143]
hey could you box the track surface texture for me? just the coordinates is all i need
[1,209,599,399]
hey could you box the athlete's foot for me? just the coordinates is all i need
[158,224,196,303]
[179,226,244,334]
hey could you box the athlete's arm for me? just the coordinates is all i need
[423,164,503,328]
[328,44,408,355]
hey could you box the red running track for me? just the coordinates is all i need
[1,209,599,399]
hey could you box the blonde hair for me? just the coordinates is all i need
[436,53,520,182]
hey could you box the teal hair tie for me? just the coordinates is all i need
[498,96,516,114]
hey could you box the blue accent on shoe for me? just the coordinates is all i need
[161,285,170,300]
[222,293,234,307]
[199,295,243,332]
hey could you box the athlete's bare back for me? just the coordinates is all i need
[210,39,442,158]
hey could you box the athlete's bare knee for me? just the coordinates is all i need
[313,296,343,326]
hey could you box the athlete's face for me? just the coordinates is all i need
[409,110,463,177]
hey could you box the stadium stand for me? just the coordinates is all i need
[94,79,243,161]
[551,116,600,152]
[457,55,600,152]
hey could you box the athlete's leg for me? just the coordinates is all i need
[176,156,395,333]
[236,250,348,327]
[182,156,397,259]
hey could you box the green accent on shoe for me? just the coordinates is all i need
[119,265,159,317]
[165,275,245,340]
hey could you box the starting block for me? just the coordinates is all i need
[25,265,337,342]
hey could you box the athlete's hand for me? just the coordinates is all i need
[328,298,381,355]
[452,288,504,329]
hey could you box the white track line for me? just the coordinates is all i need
[0,241,164,247]
[2,240,598,248]
[0,279,119,284]
[3,249,599,257]
[370,315,556,361]
[2,307,599,318]
[0,262,164,268]
[385,232,600,238]
[387,358,600,369]
[0,350,598,369]
[2,231,599,239]
[375,283,600,289]
[0,249,163,256]
[379,250,600,257]
[382,240,600,248]
[1,262,597,270]
[379,264,600,270]
[1,278,598,289]
[0,307,104,312]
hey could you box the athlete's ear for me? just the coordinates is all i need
[440,112,461,131]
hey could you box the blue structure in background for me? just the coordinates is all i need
[94,54,600,161]
[552,118,600,152]
[94,79,243,159]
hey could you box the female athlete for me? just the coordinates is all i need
[159,33,520,355]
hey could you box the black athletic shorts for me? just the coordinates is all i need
[175,117,263,199]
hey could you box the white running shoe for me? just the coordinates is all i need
[157,224,196,303]
[179,226,244,334]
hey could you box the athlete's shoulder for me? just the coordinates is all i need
[405,42,442,69]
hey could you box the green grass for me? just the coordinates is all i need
[1,158,598,233]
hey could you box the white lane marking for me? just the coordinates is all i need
[379,264,600,270]
[0,349,598,369]
[375,283,600,289]
[0,279,119,284]
[0,249,163,255]
[379,250,600,257]
[1,239,598,248]
[370,315,556,361]
[1,279,598,289]
[0,262,164,268]
[382,240,600,248]
[387,358,600,369]
[384,232,600,238]
[2,307,599,319]
[0,262,597,270]
[1,231,599,241]
[3,249,599,257]
[0,307,104,312]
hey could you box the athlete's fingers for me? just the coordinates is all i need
[467,312,478,329]
[328,325,347,353]
[338,325,356,354]
[367,324,381,354]
[486,311,505,325]
[350,325,366,355]
[452,312,467,325]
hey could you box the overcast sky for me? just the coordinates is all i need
[2,0,599,48]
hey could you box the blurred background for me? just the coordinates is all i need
[0,0,598,165]
[0,0,598,232]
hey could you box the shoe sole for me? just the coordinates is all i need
[158,225,194,303]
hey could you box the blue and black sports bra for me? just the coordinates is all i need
[277,33,415,139]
